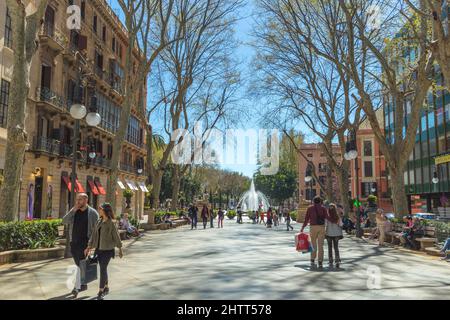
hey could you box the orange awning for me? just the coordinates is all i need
[62,176,85,193]
[75,179,85,193]
[94,180,107,195]
[88,179,100,196]
[62,176,72,191]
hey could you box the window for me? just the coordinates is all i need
[81,1,86,21]
[4,8,12,48]
[364,161,373,177]
[102,26,107,42]
[0,79,10,128]
[44,6,55,36]
[112,37,116,52]
[363,141,372,156]
[93,15,98,33]
[127,116,142,146]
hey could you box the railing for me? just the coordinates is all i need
[41,25,67,48]
[89,156,111,168]
[110,77,124,95]
[33,136,61,155]
[59,144,73,158]
[37,87,67,111]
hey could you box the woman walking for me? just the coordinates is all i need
[85,203,123,300]
[375,209,387,246]
[217,208,225,228]
[266,207,273,228]
[325,203,343,269]
[201,205,209,229]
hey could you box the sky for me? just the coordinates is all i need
[106,0,314,178]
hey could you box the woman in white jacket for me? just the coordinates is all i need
[325,203,343,269]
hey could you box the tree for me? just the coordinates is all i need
[105,0,175,209]
[256,0,434,217]
[406,0,450,87]
[146,0,243,208]
[0,0,49,221]
[254,162,297,205]
[254,0,364,216]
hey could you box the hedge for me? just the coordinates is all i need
[226,210,236,219]
[0,219,62,252]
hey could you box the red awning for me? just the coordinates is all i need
[88,180,100,196]
[75,179,86,193]
[62,176,85,193]
[62,176,72,191]
[94,180,107,195]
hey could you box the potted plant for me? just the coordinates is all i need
[123,189,134,209]
[226,210,236,220]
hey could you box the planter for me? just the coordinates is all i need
[0,246,65,265]
[144,209,156,224]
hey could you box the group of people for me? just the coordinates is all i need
[249,206,294,231]
[187,204,225,229]
[62,193,123,300]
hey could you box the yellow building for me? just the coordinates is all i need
[0,0,149,220]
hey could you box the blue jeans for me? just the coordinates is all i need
[442,238,450,252]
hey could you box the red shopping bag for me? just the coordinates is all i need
[295,233,310,252]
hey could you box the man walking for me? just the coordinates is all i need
[62,193,99,297]
[286,210,294,231]
[189,204,198,230]
[301,196,327,269]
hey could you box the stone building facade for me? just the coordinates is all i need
[0,0,149,220]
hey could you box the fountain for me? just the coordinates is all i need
[237,180,270,212]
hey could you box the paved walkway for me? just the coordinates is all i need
[0,218,449,300]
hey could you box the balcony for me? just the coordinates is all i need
[109,77,124,97]
[89,156,111,169]
[39,25,66,53]
[32,136,61,158]
[63,42,78,63]
[119,162,143,175]
[36,87,68,113]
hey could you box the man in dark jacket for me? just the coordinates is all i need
[62,193,99,296]
[189,204,198,230]
[301,196,327,269]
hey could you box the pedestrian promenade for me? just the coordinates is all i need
[0,218,449,300]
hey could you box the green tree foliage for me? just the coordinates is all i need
[254,162,297,205]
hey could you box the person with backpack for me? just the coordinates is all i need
[325,203,343,269]
[301,196,327,269]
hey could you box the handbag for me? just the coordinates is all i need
[80,258,98,284]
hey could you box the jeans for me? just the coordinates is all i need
[442,238,450,252]
[202,218,207,229]
[218,218,224,228]
[98,250,114,289]
[286,220,293,230]
[191,217,197,229]
[326,236,341,264]
[210,217,214,228]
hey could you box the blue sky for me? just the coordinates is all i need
[107,0,315,178]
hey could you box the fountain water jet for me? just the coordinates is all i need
[237,180,270,212]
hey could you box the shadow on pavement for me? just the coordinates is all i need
[48,293,91,300]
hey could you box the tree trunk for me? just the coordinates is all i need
[0,6,30,221]
[336,168,351,218]
[325,164,334,203]
[170,165,180,211]
[151,170,164,209]
[390,167,409,218]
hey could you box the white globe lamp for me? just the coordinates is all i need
[70,103,87,120]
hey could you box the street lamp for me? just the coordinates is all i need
[305,164,313,204]
[345,129,363,238]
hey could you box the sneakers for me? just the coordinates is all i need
[71,288,79,298]
[97,290,106,300]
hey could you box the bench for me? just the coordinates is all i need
[385,223,404,245]
[414,226,437,251]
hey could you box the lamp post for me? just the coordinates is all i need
[305,163,313,205]
[345,129,363,238]
[64,88,101,258]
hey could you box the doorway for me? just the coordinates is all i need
[33,176,44,219]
